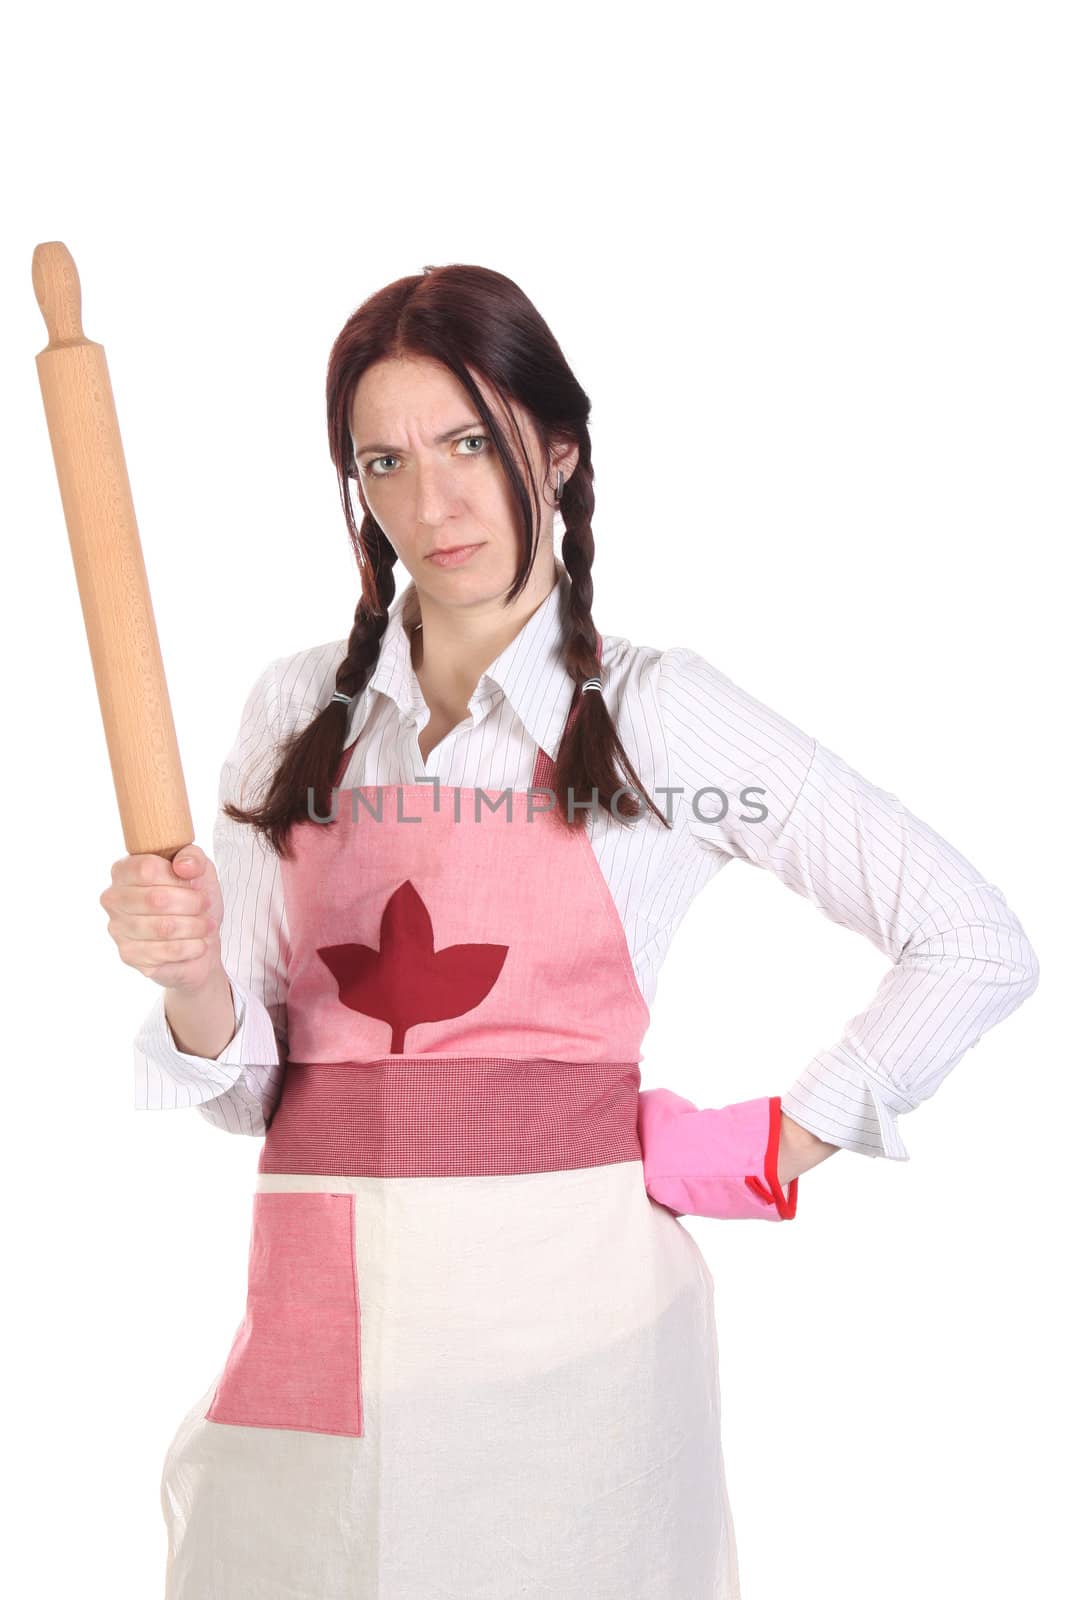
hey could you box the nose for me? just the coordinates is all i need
[412,455,464,526]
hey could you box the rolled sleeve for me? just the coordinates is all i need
[132,973,281,1110]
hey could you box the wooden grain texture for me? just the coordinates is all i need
[33,242,193,860]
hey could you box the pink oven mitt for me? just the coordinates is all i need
[637,1089,799,1221]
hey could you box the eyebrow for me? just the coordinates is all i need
[352,420,484,460]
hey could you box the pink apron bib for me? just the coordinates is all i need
[161,641,795,1598]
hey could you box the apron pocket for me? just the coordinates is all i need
[206,1191,364,1437]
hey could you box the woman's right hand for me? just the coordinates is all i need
[100,842,224,992]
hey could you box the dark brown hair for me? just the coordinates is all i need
[225,263,670,859]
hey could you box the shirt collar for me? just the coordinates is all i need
[362,557,579,761]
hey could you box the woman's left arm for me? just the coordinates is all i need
[763,736,1041,1163]
[649,646,1041,1198]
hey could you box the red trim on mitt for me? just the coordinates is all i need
[743,1095,799,1220]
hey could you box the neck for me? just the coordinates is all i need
[404,556,564,719]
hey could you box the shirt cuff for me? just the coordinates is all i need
[132,974,280,1110]
[780,1044,914,1161]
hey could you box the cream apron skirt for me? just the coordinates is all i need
[160,668,742,1599]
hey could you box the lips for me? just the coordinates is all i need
[426,542,485,567]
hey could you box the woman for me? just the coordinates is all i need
[113,264,1039,1598]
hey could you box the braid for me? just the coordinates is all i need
[558,529,599,680]
[222,515,403,858]
[554,472,670,831]
[333,519,398,702]
[314,517,399,792]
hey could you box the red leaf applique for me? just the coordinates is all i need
[317,879,509,1053]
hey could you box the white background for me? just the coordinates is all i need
[3,2,1062,1595]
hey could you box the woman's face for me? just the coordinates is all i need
[348,355,570,608]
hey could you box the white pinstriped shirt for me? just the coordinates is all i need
[133,560,1039,1158]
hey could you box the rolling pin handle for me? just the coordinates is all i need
[32,241,86,348]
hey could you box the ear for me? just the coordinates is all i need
[551,440,580,485]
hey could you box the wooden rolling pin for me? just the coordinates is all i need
[33,241,193,861]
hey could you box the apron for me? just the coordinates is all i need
[160,647,743,1600]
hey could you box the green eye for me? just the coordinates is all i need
[366,435,492,477]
